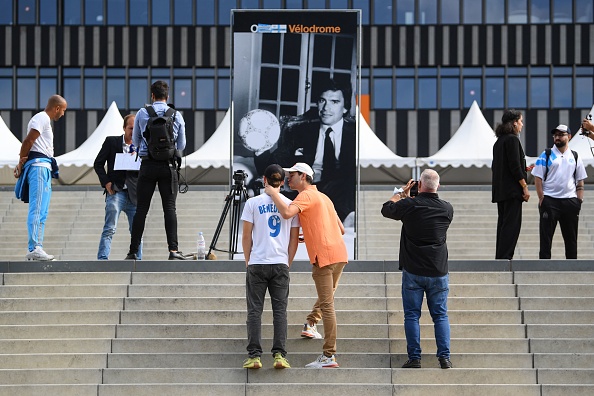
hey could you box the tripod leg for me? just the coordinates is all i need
[208,193,233,258]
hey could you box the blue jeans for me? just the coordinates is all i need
[401,270,450,360]
[98,191,142,260]
[27,165,52,252]
[246,264,290,358]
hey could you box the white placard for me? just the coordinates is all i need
[114,153,141,171]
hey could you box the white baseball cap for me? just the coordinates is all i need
[283,162,314,177]
[551,124,572,135]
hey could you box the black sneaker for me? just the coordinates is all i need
[124,252,138,260]
[439,357,452,369]
[168,251,188,260]
[402,359,421,368]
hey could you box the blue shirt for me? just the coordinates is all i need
[132,100,186,157]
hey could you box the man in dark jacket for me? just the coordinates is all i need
[94,114,141,260]
[381,169,454,370]
[491,110,530,260]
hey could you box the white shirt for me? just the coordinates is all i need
[312,118,344,183]
[241,193,300,265]
[28,111,54,158]
[532,145,587,198]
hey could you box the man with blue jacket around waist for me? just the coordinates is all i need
[14,95,67,261]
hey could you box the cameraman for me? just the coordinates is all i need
[580,117,594,138]
[381,169,454,369]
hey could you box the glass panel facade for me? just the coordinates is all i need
[107,78,125,107]
[552,77,572,107]
[463,78,481,107]
[196,79,215,109]
[396,78,414,109]
[174,0,193,24]
[107,0,126,25]
[463,0,482,24]
[39,78,57,109]
[576,0,593,23]
[0,78,12,109]
[18,0,36,24]
[285,0,303,9]
[441,78,459,109]
[374,0,393,25]
[152,0,170,25]
[0,0,12,25]
[17,78,36,109]
[307,0,326,9]
[418,0,437,24]
[553,0,573,22]
[173,78,192,108]
[531,0,550,23]
[373,78,392,109]
[418,78,437,109]
[508,0,528,23]
[197,0,215,25]
[441,0,460,24]
[485,77,504,108]
[330,0,348,9]
[508,77,527,107]
[530,76,550,108]
[64,0,82,25]
[352,0,370,24]
[576,77,594,108]
[40,0,58,25]
[485,0,505,23]
[396,0,415,24]
[85,0,105,25]
[218,0,235,25]
[129,0,148,25]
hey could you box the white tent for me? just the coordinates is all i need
[56,101,124,185]
[417,101,497,184]
[569,105,594,165]
[182,108,415,184]
[0,114,22,185]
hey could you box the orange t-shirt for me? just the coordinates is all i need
[291,185,348,267]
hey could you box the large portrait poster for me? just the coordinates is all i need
[231,10,360,259]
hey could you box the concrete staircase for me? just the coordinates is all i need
[0,265,592,395]
[2,187,594,261]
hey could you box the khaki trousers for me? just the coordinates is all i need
[306,261,347,356]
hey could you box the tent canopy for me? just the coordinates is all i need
[55,101,124,184]
[0,114,22,185]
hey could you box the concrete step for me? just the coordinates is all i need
[520,297,594,310]
[0,298,124,311]
[3,273,132,285]
[518,284,594,297]
[0,311,121,325]
[0,285,128,298]
[0,339,112,354]
[515,272,594,284]
[0,385,97,396]
[0,368,102,384]
[0,354,107,369]
[524,310,594,324]
[0,325,116,339]
[530,339,594,353]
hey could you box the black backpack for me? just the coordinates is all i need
[143,105,176,161]
[544,148,578,182]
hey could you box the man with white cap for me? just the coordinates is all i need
[265,162,347,369]
[532,125,587,259]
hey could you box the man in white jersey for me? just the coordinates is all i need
[241,164,300,370]
[532,125,587,259]
[14,95,67,261]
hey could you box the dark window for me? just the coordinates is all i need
[218,0,235,25]
[508,77,527,108]
[218,78,230,109]
[196,79,215,109]
[576,77,594,108]
[63,68,82,109]
[373,77,392,109]
[106,78,125,108]
[530,77,550,108]
[330,0,348,8]
[463,78,481,107]
[441,77,459,109]
[17,78,36,109]
[552,0,572,22]
[552,77,572,108]
[352,0,370,24]
[0,76,13,109]
[241,0,259,9]
[173,78,192,108]
[263,0,281,9]
[286,0,303,9]
[418,78,437,109]
[129,78,148,109]
[396,78,414,109]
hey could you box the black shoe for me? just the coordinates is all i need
[168,251,188,260]
[124,252,138,260]
[402,359,421,368]
[439,357,452,369]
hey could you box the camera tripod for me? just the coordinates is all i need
[208,177,249,260]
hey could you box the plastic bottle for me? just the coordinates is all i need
[197,232,206,260]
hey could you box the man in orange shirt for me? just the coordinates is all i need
[265,162,347,369]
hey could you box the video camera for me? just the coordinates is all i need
[233,170,248,186]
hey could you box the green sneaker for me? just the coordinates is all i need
[243,356,262,369]
[273,353,291,369]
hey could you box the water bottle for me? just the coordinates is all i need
[197,232,206,260]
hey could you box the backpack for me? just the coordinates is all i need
[544,148,578,183]
[143,105,176,161]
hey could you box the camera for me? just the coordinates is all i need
[580,113,593,136]
[233,169,248,185]
[410,181,419,197]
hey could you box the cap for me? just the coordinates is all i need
[551,124,572,135]
[264,164,285,182]
[283,162,314,177]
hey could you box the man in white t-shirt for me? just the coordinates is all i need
[532,125,587,259]
[14,95,67,261]
[240,164,300,370]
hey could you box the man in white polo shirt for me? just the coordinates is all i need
[532,125,587,259]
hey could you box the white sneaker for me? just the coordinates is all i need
[301,322,322,339]
[305,354,339,368]
[25,247,54,261]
